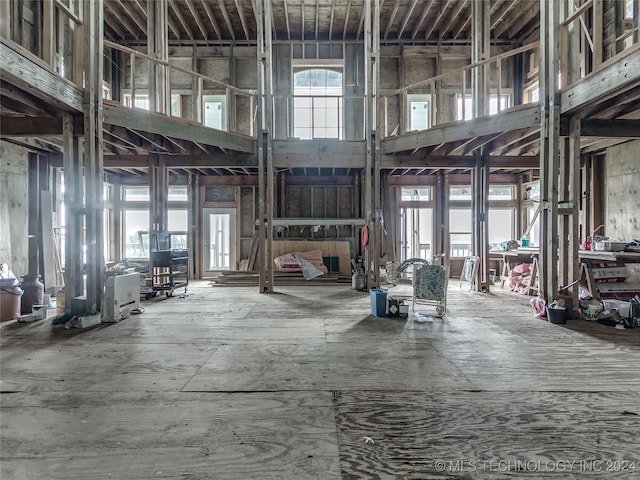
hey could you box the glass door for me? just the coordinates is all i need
[400,208,433,261]
[203,208,236,272]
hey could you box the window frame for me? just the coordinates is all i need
[292,63,344,140]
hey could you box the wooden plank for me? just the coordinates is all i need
[382,104,541,154]
[561,44,640,113]
[39,191,58,292]
[0,116,84,136]
[0,39,83,112]
[102,102,255,153]
[380,155,539,169]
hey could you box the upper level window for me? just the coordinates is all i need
[293,68,343,139]
[407,94,431,131]
[123,94,180,116]
[203,95,226,130]
[456,94,510,120]
[401,187,432,202]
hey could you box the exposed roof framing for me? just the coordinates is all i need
[169,0,195,41]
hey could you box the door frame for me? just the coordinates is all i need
[203,208,237,275]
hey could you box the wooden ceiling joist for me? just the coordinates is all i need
[398,0,419,40]
[200,0,223,40]
[217,0,236,40]
[169,0,195,40]
[186,0,210,40]
[233,0,250,40]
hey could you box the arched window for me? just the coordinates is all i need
[293,68,343,139]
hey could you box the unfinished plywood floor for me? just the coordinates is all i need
[1,282,639,479]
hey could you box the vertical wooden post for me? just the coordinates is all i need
[568,116,581,307]
[634,0,639,44]
[372,0,381,287]
[558,137,570,288]
[147,0,168,114]
[149,153,168,233]
[192,47,202,122]
[581,156,591,238]
[28,153,41,275]
[63,114,83,309]
[435,172,450,266]
[193,174,202,279]
[472,0,490,117]
[113,180,122,262]
[41,0,56,67]
[256,0,274,292]
[539,0,561,304]
[0,0,10,39]
[593,0,603,68]
[73,1,84,87]
[83,0,105,313]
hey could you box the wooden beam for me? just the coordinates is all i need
[342,0,352,40]
[440,0,469,38]
[200,0,223,40]
[0,80,63,115]
[273,154,366,168]
[114,0,145,35]
[411,1,433,39]
[234,0,250,40]
[0,115,83,136]
[1,39,83,112]
[217,0,235,40]
[382,104,541,154]
[424,0,455,40]
[556,118,640,137]
[315,0,319,40]
[506,5,538,38]
[185,0,210,40]
[384,0,400,39]
[491,0,518,31]
[104,1,139,40]
[328,0,335,40]
[380,155,539,169]
[103,102,255,153]
[398,0,419,39]
[561,45,640,113]
[168,0,195,40]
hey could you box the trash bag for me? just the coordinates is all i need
[296,255,325,280]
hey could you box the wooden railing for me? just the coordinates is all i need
[381,42,539,137]
[0,0,85,87]
[560,0,639,88]
[104,40,256,136]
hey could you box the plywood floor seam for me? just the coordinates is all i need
[2,282,639,479]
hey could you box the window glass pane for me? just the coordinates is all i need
[293,68,342,139]
[168,186,188,201]
[525,181,540,201]
[450,209,472,258]
[489,209,514,248]
[450,209,471,232]
[488,186,514,200]
[124,210,149,258]
[168,210,188,231]
[401,188,432,201]
[528,207,541,247]
[124,187,150,201]
[203,95,226,130]
[410,101,429,130]
[168,210,188,249]
[450,186,472,200]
